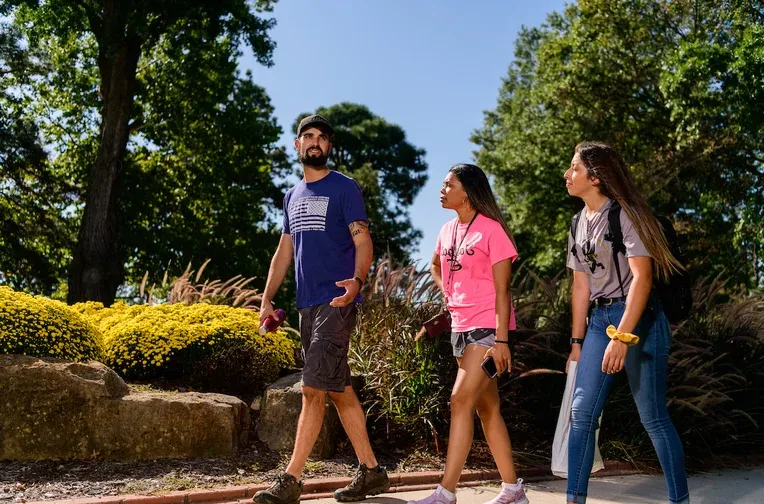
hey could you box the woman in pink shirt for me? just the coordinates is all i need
[409,164,528,504]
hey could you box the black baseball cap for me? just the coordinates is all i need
[297,114,334,137]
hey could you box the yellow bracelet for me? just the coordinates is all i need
[606,325,640,346]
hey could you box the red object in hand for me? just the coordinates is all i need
[260,309,287,335]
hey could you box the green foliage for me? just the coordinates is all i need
[73,301,295,398]
[123,21,287,284]
[3,7,429,300]
[7,0,283,303]
[473,0,764,288]
[0,21,76,294]
[293,103,429,262]
[0,286,103,361]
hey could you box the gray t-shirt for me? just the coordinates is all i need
[566,199,651,300]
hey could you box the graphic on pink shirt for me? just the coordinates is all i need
[435,214,518,332]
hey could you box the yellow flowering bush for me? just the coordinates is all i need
[0,286,103,361]
[74,302,296,396]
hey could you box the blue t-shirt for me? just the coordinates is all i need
[283,171,368,309]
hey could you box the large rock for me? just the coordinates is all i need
[257,373,342,459]
[0,355,249,460]
[105,392,250,459]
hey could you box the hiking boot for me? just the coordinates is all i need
[252,473,303,504]
[482,479,529,504]
[333,464,390,502]
[407,486,456,504]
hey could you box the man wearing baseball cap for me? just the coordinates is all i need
[254,114,389,504]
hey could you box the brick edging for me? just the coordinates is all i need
[26,460,641,504]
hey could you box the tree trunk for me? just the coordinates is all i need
[67,33,141,305]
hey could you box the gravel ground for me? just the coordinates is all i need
[0,439,539,503]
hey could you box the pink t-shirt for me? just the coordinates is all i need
[435,214,519,332]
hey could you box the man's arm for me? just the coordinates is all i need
[260,233,294,319]
[330,220,373,307]
[349,220,373,282]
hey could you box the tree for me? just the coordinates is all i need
[0,20,76,295]
[10,0,281,304]
[120,24,288,286]
[292,103,429,262]
[473,0,763,288]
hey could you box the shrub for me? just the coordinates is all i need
[73,302,295,398]
[137,260,262,309]
[499,270,764,466]
[351,260,456,444]
[645,276,763,464]
[497,268,571,455]
[0,286,103,361]
[352,259,764,466]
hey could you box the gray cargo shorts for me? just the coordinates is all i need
[298,302,357,392]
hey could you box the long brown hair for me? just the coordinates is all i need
[449,163,516,248]
[575,142,682,280]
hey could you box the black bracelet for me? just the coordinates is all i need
[353,276,364,287]
[495,340,509,345]
[570,338,584,346]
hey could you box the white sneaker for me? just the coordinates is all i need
[483,479,528,504]
[407,487,457,504]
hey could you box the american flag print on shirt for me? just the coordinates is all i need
[288,196,330,233]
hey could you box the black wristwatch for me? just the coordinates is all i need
[353,276,364,288]
[570,338,584,346]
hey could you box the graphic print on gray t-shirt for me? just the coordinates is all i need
[566,199,651,300]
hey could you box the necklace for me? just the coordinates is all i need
[446,212,478,296]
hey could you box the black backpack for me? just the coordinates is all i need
[570,202,692,324]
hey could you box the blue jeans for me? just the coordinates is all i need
[566,294,690,504]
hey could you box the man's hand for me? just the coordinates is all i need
[260,234,293,322]
[330,278,360,307]
[260,299,276,322]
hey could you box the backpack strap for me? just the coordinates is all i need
[605,201,627,298]
[570,210,583,261]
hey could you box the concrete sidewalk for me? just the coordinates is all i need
[310,467,764,504]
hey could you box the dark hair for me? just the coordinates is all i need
[449,164,515,247]
[575,141,682,280]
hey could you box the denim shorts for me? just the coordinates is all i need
[450,328,495,357]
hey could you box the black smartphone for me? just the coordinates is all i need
[481,355,498,379]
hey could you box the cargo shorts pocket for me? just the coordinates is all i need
[316,339,348,386]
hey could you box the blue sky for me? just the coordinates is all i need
[239,1,567,267]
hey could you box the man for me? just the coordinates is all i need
[253,115,390,504]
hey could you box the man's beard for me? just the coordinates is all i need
[299,149,328,167]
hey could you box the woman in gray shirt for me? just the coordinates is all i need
[563,142,689,504]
